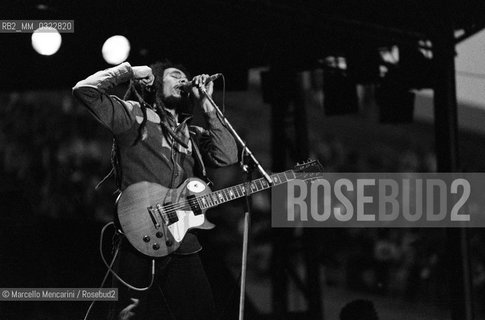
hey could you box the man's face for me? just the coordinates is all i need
[161,67,188,101]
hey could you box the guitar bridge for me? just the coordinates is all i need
[147,206,160,229]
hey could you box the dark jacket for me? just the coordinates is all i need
[72,62,238,254]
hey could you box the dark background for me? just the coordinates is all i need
[1,1,485,319]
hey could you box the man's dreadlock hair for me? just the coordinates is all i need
[123,60,193,145]
[100,61,194,192]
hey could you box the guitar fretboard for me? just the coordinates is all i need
[196,171,296,209]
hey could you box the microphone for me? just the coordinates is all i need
[177,73,222,92]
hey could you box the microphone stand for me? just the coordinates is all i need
[240,150,252,320]
[198,86,273,186]
[198,86,272,320]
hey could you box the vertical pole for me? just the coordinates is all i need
[270,66,291,320]
[295,72,323,320]
[432,28,474,320]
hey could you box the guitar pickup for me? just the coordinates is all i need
[187,195,202,215]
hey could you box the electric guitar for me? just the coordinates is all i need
[116,160,323,257]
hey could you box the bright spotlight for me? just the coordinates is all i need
[31,27,62,56]
[102,35,130,65]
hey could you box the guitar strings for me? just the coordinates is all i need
[158,176,283,213]
[159,174,281,213]
[158,183,256,215]
[158,173,318,214]
[158,176,272,212]
[159,188,245,213]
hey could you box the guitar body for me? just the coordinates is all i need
[116,160,323,258]
[117,178,214,257]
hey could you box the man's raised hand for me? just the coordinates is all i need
[132,66,154,87]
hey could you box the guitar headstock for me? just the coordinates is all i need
[294,159,323,172]
[292,159,324,181]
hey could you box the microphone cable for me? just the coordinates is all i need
[82,222,156,320]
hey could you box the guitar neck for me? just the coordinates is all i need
[196,171,295,209]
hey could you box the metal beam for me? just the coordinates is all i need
[432,22,474,320]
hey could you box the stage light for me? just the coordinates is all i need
[31,27,62,56]
[102,35,130,65]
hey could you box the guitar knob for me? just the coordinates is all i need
[166,239,173,247]
[156,231,163,238]
[152,243,160,250]
[143,235,150,242]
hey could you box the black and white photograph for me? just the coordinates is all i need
[1,1,485,319]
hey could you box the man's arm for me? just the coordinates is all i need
[194,111,238,167]
[189,74,238,167]
[72,62,153,134]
